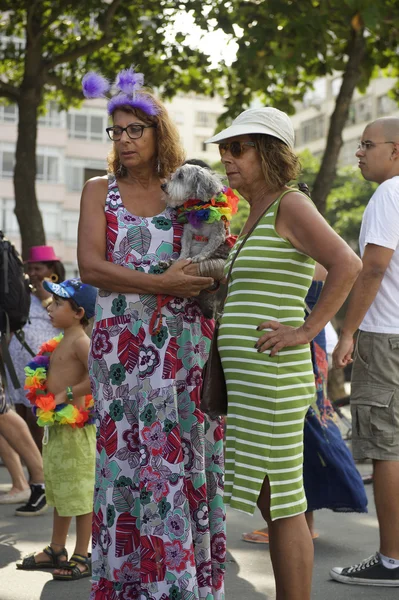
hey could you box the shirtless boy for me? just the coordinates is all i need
[17,278,97,581]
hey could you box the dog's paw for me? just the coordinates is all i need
[158,260,172,270]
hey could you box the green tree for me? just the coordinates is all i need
[206,0,399,214]
[0,1,216,257]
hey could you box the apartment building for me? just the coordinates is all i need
[0,93,225,276]
[291,75,399,166]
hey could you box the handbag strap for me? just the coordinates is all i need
[225,193,283,284]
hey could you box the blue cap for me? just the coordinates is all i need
[43,278,97,319]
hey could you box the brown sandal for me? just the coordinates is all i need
[52,552,92,581]
[16,545,68,570]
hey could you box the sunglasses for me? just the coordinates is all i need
[218,141,256,158]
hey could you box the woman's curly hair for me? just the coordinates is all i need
[107,91,185,179]
[252,133,301,191]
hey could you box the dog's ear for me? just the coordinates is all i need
[195,169,223,201]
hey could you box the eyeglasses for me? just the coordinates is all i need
[105,123,156,141]
[357,140,398,151]
[218,141,256,158]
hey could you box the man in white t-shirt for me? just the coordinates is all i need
[330,117,399,586]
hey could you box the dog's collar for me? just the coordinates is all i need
[176,186,239,229]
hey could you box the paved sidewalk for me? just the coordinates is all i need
[0,462,397,600]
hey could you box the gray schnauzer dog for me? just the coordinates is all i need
[161,164,233,317]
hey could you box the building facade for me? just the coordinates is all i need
[291,75,399,165]
[0,93,224,276]
[2,74,398,275]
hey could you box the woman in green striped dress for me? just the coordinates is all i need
[206,107,362,600]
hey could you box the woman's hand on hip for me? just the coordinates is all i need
[159,259,214,297]
[255,321,309,356]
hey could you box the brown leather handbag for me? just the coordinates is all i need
[200,201,277,418]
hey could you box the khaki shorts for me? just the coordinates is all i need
[351,331,399,461]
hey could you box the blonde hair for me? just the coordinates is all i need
[252,134,301,191]
[107,91,185,178]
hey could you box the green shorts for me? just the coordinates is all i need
[351,331,399,461]
[43,424,96,517]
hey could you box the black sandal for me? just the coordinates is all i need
[16,545,68,570]
[52,552,92,581]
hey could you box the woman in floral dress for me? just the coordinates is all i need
[78,70,225,600]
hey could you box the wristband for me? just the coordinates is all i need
[66,386,74,402]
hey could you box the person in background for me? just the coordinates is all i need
[0,246,64,506]
[0,372,46,515]
[331,117,399,586]
[6,245,65,451]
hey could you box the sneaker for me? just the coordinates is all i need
[0,488,31,504]
[14,484,47,516]
[330,553,399,587]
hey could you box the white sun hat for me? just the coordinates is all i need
[205,107,295,148]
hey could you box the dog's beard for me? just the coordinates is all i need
[163,179,193,207]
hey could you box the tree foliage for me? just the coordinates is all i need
[205,0,399,214]
[0,0,219,256]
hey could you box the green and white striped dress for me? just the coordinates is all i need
[219,190,315,520]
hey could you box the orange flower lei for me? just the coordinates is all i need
[24,334,94,428]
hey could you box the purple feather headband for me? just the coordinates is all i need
[82,67,159,116]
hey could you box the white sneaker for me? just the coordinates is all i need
[0,488,31,504]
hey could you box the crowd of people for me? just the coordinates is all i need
[1,67,399,599]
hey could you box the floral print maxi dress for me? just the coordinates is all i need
[89,176,226,600]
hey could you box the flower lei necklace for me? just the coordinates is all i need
[24,334,94,428]
[176,186,239,229]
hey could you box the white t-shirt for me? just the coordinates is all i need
[325,321,338,356]
[359,175,399,334]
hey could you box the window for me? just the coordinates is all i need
[195,112,218,128]
[62,210,79,243]
[347,97,373,126]
[40,202,61,239]
[0,103,18,123]
[377,95,398,117]
[355,97,372,123]
[300,116,325,144]
[0,198,19,234]
[38,101,62,128]
[196,137,209,153]
[36,152,61,183]
[1,145,62,182]
[67,110,107,141]
[340,139,359,166]
[65,159,106,192]
[0,146,15,177]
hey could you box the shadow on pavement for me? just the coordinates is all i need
[225,550,270,599]
[0,532,21,569]
[40,578,91,599]
[39,553,267,600]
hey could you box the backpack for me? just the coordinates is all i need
[0,231,33,389]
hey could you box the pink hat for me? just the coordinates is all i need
[26,246,60,263]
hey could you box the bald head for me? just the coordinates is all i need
[358,117,399,183]
[366,117,399,141]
